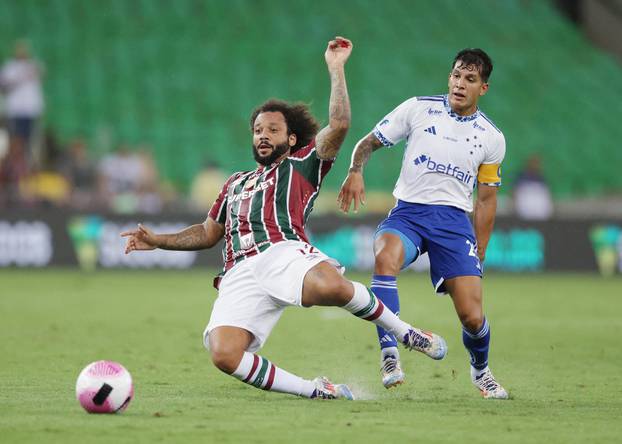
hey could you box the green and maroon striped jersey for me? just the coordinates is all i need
[208,140,333,275]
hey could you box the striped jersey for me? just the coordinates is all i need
[208,140,333,275]
[373,94,506,212]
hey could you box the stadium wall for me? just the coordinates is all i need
[2,210,621,275]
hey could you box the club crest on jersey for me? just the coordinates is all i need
[413,155,473,184]
[245,176,259,190]
[239,233,254,250]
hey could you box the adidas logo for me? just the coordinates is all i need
[380,334,395,343]
[424,126,436,135]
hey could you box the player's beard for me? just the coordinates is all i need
[252,141,291,166]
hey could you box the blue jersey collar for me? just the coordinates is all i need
[443,94,479,122]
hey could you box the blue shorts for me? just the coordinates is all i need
[375,200,482,293]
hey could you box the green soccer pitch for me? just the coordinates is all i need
[1,270,621,444]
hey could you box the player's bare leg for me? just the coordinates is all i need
[373,233,406,388]
[209,326,254,374]
[302,261,446,361]
[445,276,508,399]
[207,326,352,400]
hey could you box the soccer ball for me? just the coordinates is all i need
[75,360,134,413]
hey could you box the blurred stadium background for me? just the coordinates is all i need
[2,1,622,443]
[1,0,622,274]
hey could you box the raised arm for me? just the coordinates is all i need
[337,132,384,213]
[315,36,352,160]
[121,218,224,254]
[473,184,498,263]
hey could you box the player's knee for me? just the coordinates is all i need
[330,278,354,305]
[304,276,352,307]
[322,278,352,302]
[209,341,244,374]
[374,249,401,274]
[460,312,484,333]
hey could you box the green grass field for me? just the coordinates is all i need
[1,270,621,443]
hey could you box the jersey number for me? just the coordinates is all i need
[297,244,318,255]
[466,239,482,270]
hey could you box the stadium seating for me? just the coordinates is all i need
[1,0,621,196]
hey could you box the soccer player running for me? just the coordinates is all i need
[338,49,508,399]
[121,37,447,401]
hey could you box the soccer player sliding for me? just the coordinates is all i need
[338,48,508,399]
[122,37,446,400]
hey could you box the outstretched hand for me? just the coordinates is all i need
[337,171,366,213]
[325,36,352,69]
[120,223,159,254]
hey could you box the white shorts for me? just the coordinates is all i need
[203,240,342,352]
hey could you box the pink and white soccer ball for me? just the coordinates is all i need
[75,360,134,413]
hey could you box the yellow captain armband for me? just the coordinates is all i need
[477,163,502,186]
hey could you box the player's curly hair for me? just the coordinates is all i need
[250,99,320,152]
[452,48,493,82]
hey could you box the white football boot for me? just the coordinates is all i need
[402,328,447,360]
[310,376,355,400]
[471,367,509,399]
[381,354,405,389]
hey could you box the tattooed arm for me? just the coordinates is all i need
[121,218,224,254]
[337,132,384,213]
[348,132,384,174]
[315,36,352,160]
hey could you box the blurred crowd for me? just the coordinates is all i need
[0,124,225,214]
[1,40,555,219]
[0,40,228,214]
[0,131,180,213]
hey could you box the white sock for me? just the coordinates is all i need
[342,282,412,342]
[471,365,489,379]
[232,351,316,397]
[381,346,400,361]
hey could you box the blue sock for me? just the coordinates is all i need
[462,317,490,370]
[371,275,400,350]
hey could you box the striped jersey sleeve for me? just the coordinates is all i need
[288,139,334,188]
